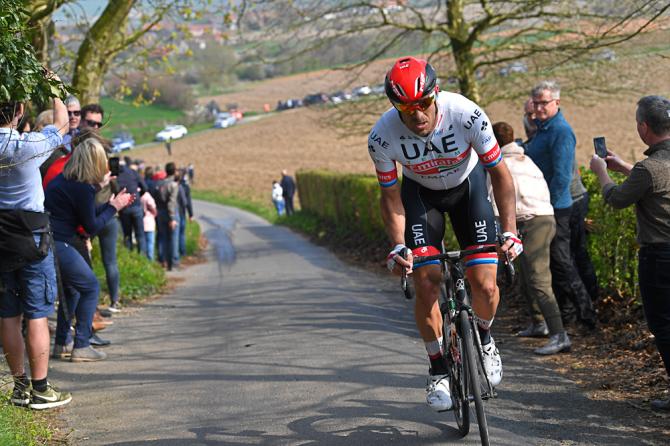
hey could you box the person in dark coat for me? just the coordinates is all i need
[280,169,296,216]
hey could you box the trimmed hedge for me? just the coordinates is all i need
[581,169,639,300]
[297,170,386,240]
[297,168,640,300]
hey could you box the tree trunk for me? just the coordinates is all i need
[72,0,135,104]
[446,0,480,103]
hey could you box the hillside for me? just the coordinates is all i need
[132,28,670,206]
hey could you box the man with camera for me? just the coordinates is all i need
[590,95,670,411]
[0,87,72,409]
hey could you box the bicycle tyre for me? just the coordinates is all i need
[444,314,469,436]
[459,310,490,446]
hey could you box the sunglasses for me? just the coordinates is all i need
[392,94,436,113]
[68,110,81,117]
[85,119,102,128]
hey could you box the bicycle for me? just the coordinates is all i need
[400,242,514,446]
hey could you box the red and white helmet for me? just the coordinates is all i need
[384,56,438,104]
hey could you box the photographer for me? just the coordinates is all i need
[0,93,72,409]
[45,139,133,363]
[590,95,670,411]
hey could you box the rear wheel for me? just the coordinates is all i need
[460,310,490,446]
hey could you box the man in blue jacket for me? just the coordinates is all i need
[526,81,596,331]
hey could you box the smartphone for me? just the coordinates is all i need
[593,136,607,158]
[109,157,120,176]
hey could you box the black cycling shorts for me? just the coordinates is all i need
[401,163,499,269]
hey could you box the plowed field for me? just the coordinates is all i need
[131,47,669,207]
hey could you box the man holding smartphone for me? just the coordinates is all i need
[590,95,670,411]
[526,81,597,332]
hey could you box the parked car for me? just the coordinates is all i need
[499,61,528,77]
[155,124,188,141]
[352,85,372,97]
[303,93,329,106]
[214,112,237,129]
[370,84,385,95]
[111,132,135,153]
[330,90,353,104]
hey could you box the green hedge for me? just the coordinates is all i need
[297,168,640,300]
[581,169,639,300]
[296,170,387,240]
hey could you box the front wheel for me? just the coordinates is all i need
[460,310,490,446]
[445,315,469,437]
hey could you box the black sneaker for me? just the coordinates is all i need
[10,383,31,408]
[29,383,72,410]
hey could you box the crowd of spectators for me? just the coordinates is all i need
[0,85,196,410]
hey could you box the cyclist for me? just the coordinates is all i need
[367,57,522,412]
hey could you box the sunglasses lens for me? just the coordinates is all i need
[394,95,435,113]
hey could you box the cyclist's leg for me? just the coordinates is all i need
[448,164,502,385]
[401,177,446,363]
[401,178,454,411]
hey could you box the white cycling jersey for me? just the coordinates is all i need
[367,91,502,190]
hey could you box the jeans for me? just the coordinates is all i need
[517,216,564,335]
[157,210,179,269]
[639,245,670,377]
[98,217,120,305]
[273,199,285,216]
[570,193,599,300]
[120,205,146,255]
[54,241,99,348]
[179,211,187,257]
[145,231,155,261]
[550,206,596,326]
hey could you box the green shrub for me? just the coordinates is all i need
[91,237,166,301]
[581,169,639,299]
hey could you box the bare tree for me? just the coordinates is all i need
[240,0,670,104]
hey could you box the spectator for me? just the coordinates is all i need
[141,190,157,261]
[271,180,285,216]
[45,138,133,363]
[177,170,194,257]
[62,95,81,152]
[569,166,600,301]
[280,169,296,215]
[590,95,670,411]
[187,163,194,184]
[79,104,122,313]
[490,122,571,354]
[116,157,147,255]
[523,98,537,142]
[0,93,72,409]
[34,109,54,131]
[526,81,597,331]
[154,162,180,270]
[165,139,172,156]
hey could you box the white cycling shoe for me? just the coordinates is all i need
[426,374,452,412]
[482,337,503,386]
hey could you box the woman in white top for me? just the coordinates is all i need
[271,181,285,216]
[490,122,571,355]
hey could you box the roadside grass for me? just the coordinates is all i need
[100,98,185,146]
[0,384,55,445]
[91,237,166,302]
[185,218,201,256]
[191,190,279,223]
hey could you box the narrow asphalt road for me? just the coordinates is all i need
[49,200,665,445]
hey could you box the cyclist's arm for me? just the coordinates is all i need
[488,161,517,236]
[380,182,405,246]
